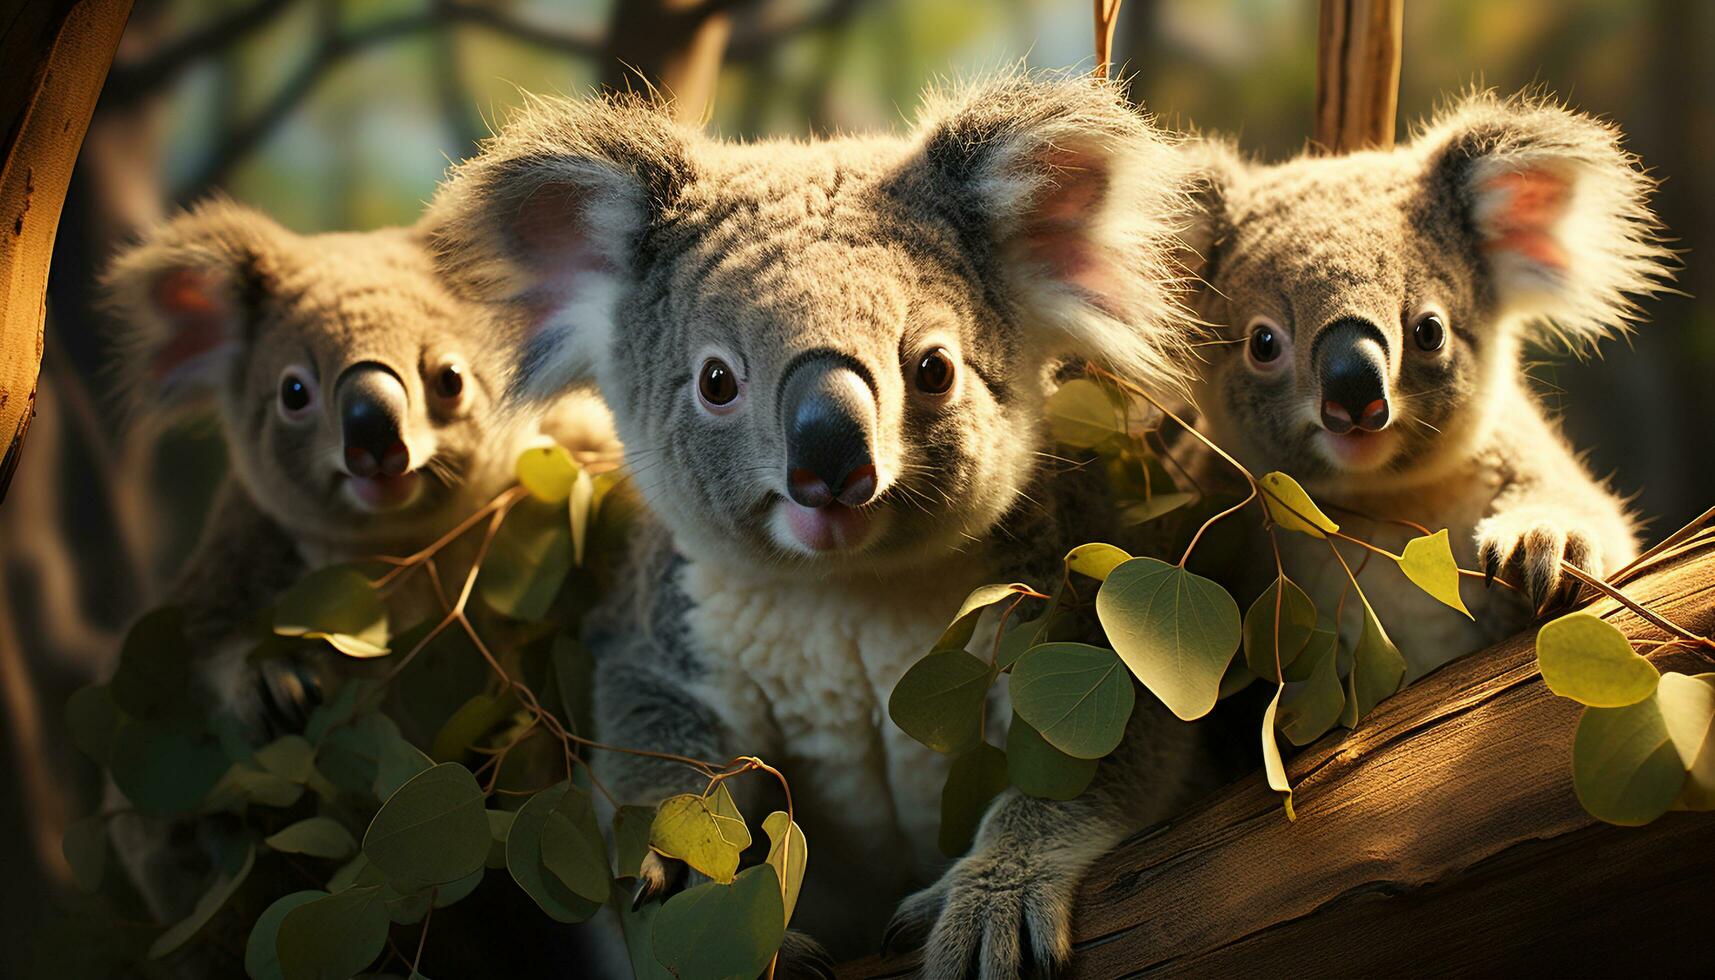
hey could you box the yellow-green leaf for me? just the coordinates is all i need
[1261,685,1295,821]
[887,649,993,754]
[1045,378,1127,448]
[1064,543,1131,582]
[1277,629,1344,746]
[266,817,357,860]
[1673,673,1715,811]
[1096,557,1242,721]
[648,785,750,885]
[274,567,390,658]
[1572,672,1715,826]
[1259,472,1339,539]
[516,445,578,503]
[1242,577,1318,682]
[1340,599,1405,728]
[935,583,1033,651]
[1536,611,1659,708]
[1396,529,1473,618]
[761,811,807,925]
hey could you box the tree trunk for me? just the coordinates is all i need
[599,0,742,124]
[841,526,1715,977]
[1313,0,1403,152]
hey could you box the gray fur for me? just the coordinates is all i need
[431,72,1206,972]
[1182,90,1672,676]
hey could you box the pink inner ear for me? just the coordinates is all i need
[1021,150,1115,295]
[512,182,613,335]
[149,268,231,382]
[1480,168,1573,271]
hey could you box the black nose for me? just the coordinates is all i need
[1315,319,1391,434]
[337,364,410,477]
[781,354,878,509]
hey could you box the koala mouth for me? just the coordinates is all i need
[343,470,425,513]
[1317,427,1399,474]
[775,498,877,553]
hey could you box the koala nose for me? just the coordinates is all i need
[337,363,411,477]
[780,354,879,509]
[1315,319,1391,434]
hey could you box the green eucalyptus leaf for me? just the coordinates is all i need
[618,899,674,980]
[1006,715,1098,801]
[110,607,192,719]
[1276,629,1344,746]
[1009,643,1135,759]
[486,809,514,869]
[1536,611,1659,708]
[539,783,611,904]
[1118,492,1195,526]
[277,885,389,980]
[150,839,255,958]
[477,496,572,621]
[362,763,490,892]
[274,567,390,658]
[266,817,357,860]
[648,784,750,885]
[887,649,993,754]
[1242,577,1318,683]
[1340,599,1405,728]
[245,890,324,980]
[762,810,808,925]
[938,742,1009,857]
[110,722,229,816]
[613,804,656,879]
[936,583,1032,651]
[430,692,517,763]
[506,783,602,923]
[651,865,785,980]
[1045,378,1127,448]
[1572,672,1715,826]
[383,867,484,925]
[1261,685,1295,821]
[1673,673,1715,811]
[255,735,317,783]
[1096,557,1242,722]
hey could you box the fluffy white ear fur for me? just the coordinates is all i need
[427,93,690,400]
[912,72,1198,391]
[1421,91,1673,352]
[100,197,285,411]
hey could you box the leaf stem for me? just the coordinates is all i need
[1557,561,1714,649]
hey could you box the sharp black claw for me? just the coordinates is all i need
[631,877,655,912]
[1483,556,1496,590]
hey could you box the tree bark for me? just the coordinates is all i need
[1313,0,1403,152]
[841,525,1715,977]
[599,0,744,124]
[0,0,132,504]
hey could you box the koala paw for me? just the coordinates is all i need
[630,850,697,910]
[1475,515,1604,613]
[213,649,327,742]
[776,929,837,980]
[882,853,1074,980]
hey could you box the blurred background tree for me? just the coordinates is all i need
[2,0,1708,971]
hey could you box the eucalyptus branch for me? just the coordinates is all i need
[1557,561,1714,650]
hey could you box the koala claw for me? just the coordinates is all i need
[631,850,690,910]
[776,930,837,980]
[231,653,325,741]
[884,858,1071,980]
[1475,517,1603,614]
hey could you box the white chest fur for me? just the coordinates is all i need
[677,557,988,951]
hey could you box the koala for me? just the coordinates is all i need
[1181,92,1672,679]
[100,199,614,922]
[429,74,1217,976]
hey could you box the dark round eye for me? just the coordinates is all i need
[279,371,313,416]
[435,363,465,400]
[915,348,955,395]
[1248,324,1281,363]
[698,358,739,408]
[1414,312,1447,352]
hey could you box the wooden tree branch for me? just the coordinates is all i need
[103,0,294,105]
[1313,0,1403,152]
[842,525,1715,977]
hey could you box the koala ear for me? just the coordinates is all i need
[1420,91,1673,350]
[1174,136,1245,284]
[908,72,1198,389]
[427,93,693,400]
[101,198,282,412]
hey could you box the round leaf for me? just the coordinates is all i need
[516,445,578,503]
[540,784,611,904]
[1259,471,1339,538]
[1064,543,1131,583]
[651,865,785,980]
[1276,629,1344,747]
[1673,673,1715,811]
[274,567,390,657]
[1340,600,1405,728]
[1009,643,1136,759]
[648,785,750,884]
[938,742,1009,857]
[110,608,192,718]
[245,890,325,980]
[477,497,572,621]
[1096,558,1241,721]
[1006,715,1098,801]
[1045,378,1127,448]
[150,839,255,958]
[362,763,490,892]
[887,649,993,754]
[1537,612,1659,708]
[613,804,656,879]
[1396,529,1473,618]
[1242,577,1318,682]
[1573,687,1694,826]
[110,722,229,815]
[506,783,602,923]
[267,817,358,860]
[277,885,389,980]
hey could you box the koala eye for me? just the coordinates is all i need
[277,368,316,421]
[914,348,955,396]
[697,357,741,413]
[1245,317,1289,369]
[433,363,466,402]
[1413,311,1448,352]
